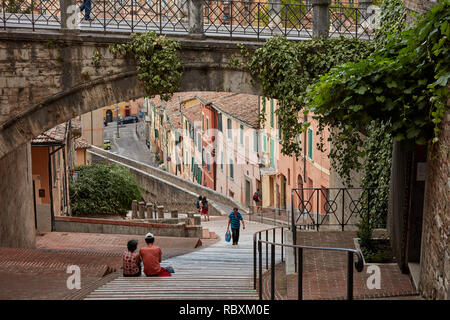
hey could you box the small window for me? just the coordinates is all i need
[227,119,232,139]
[307,128,313,160]
[229,158,234,179]
[207,153,211,172]
[240,124,244,145]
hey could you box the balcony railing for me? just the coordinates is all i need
[1,0,377,40]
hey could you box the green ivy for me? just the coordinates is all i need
[306,0,449,177]
[233,35,374,159]
[109,31,183,102]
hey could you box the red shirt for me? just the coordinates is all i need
[122,250,140,275]
[139,245,162,276]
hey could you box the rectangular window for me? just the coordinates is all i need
[227,118,232,139]
[218,113,222,132]
[202,113,204,132]
[206,117,209,135]
[270,138,274,169]
[263,135,267,152]
[191,157,194,172]
[307,128,313,160]
[207,153,211,172]
[254,130,259,152]
[270,98,274,128]
[197,132,201,152]
[230,158,234,179]
[240,124,244,145]
[220,151,224,171]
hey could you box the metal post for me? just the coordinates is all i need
[281,227,284,261]
[253,235,257,290]
[103,0,106,32]
[347,251,354,300]
[229,1,233,39]
[258,240,262,300]
[131,0,134,33]
[257,2,260,40]
[159,0,162,34]
[316,189,320,230]
[298,247,303,300]
[31,0,35,31]
[265,230,268,269]
[271,243,275,300]
[2,0,6,30]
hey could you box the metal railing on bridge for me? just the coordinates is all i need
[1,0,377,40]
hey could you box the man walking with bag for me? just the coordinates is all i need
[227,207,245,245]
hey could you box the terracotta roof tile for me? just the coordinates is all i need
[74,137,90,149]
[32,123,67,144]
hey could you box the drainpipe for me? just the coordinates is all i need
[48,144,65,231]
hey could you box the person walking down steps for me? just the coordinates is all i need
[227,207,245,245]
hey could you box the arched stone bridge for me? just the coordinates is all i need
[0,29,261,160]
[0,0,376,248]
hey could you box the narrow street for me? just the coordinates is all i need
[104,121,157,167]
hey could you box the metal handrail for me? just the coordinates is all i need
[253,226,364,300]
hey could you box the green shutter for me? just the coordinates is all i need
[308,128,313,159]
[270,138,274,168]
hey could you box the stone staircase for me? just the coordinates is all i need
[84,219,282,300]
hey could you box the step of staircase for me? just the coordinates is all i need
[85,220,282,300]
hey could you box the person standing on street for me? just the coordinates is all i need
[227,207,245,245]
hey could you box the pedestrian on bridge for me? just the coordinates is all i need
[79,0,93,21]
[227,207,245,245]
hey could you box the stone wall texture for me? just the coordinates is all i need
[0,29,261,161]
[419,110,450,300]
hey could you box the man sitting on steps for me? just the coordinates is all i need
[139,233,174,277]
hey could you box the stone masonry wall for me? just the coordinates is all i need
[419,110,450,300]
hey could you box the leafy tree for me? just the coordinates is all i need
[70,163,142,216]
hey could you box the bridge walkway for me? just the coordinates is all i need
[85,218,282,300]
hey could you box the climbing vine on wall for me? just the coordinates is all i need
[306,0,450,183]
[232,35,374,159]
[109,31,183,102]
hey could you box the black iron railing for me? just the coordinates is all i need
[253,226,364,300]
[291,187,386,232]
[203,0,314,40]
[1,0,376,40]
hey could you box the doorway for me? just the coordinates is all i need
[245,178,251,208]
[106,110,113,123]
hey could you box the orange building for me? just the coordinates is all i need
[31,122,75,232]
